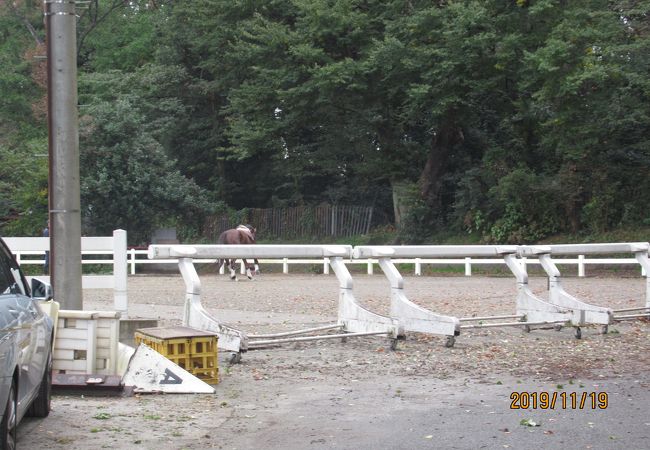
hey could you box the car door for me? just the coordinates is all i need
[0,241,44,416]
[0,251,19,426]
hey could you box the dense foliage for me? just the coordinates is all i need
[1,0,649,243]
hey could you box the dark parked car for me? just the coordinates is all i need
[0,236,54,450]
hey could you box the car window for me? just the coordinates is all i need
[0,247,14,295]
[10,267,27,295]
[0,239,27,296]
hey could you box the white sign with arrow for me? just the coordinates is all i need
[122,343,215,394]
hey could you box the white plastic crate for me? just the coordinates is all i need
[53,310,121,375]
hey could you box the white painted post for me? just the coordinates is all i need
[415,258,421,276]
[130,248,136,275]
[323,257,330,275]
[240,260,245,275]
[578,254,585,277]
[113,229,128,315]
[367,259,373,275]
[465,257,471,276]
[634,252,650,307]
[283,258,289,274]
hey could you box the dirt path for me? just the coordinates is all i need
[17,273,650,449]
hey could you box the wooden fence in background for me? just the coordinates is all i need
[203,205,374,240]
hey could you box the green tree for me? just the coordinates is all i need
[78,65,215,243]
[158,0,650,241]
[0,0,48,235]
[76,0,160,71]
[3,0,649,243]
[449,1,650,241]
[524,0,650,233]
[161,1,407,218]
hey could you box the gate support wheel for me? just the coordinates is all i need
[445,335,455,348]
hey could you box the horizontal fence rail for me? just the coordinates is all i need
[129,254,647,277]
[8,248,648,278]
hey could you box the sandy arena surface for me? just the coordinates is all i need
[17,271,650,449]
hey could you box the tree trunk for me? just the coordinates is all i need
[391,180,416,229]
[419,123,463,209]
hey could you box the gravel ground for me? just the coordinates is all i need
[17,271,650,449]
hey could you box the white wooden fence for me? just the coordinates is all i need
[6,231,648,280]
[127,249,648,277]
[5,229,128,313]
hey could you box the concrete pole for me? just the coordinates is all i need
[45,0,83,310]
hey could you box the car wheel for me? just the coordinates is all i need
[27,350,52,418]
[0,379,17,450]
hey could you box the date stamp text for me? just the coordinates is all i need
[510,391,608,410]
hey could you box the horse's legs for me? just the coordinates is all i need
[253,259,261,275]
[228,259,238,281]
[244,259,254,280]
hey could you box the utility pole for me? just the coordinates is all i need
[45,0,83,310]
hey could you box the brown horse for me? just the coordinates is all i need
[217,224,260,280]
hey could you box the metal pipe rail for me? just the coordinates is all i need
[460,314,524,322]
[247,331,391,348]
[248,324,344,339]
[612,306,650,313]
[615,313,650,320]
[461,320,565,330]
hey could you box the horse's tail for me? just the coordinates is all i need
[216,231,227,270]
[217,231,227,245]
